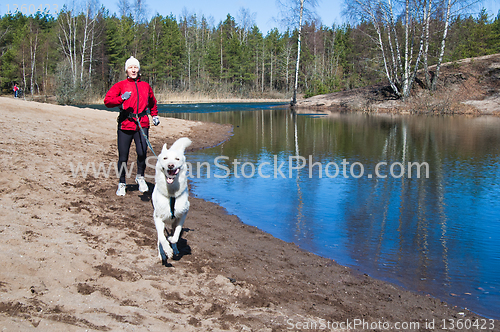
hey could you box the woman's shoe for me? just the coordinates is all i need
[135,175,148,193]
[116,183,126,196]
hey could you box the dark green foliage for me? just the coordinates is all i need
[0,6,498,102]
[489,11,500,53]
[448,9,496,60]
[154,14,183,86]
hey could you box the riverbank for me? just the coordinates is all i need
[154,90,289,104]
[11,91,289,106]
[0,96,497,331]
[294,53,500,115]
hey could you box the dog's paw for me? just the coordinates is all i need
[158,243,174,260]
[167,236,177,244]
[165,246,174,259]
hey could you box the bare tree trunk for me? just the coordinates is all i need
[88,23,95,88]
[58,10,78,85]
[22,47,27,98]
[291,0,304,106]
[270,52,273,91]
[80,0,98,84]
[408,1,427,92]
[255,47,259,89]
[353,0,427,99]
[431,0,452,91]
[285,46,291,93]
[28,18,39,97]
[44,48,49,95]
[403,0,410,98]
[30,33,38,97]
[261,46,265,93]
[330,28,338,82]
[313,29,317,77]
[370,14,400,97]
[423,0,432,88]
[80,16,88,83]
[220,32,223,82]
[57,11,78,85]
[386,0,403,91]
[185,22,191,91]
[150,16,161,85]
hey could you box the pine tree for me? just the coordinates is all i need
[158,15,183,88]
[0,13,28,92]
[491,11,500,52]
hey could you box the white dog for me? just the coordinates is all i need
[152,137,192,261]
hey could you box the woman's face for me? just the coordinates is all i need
[126,65,139,79]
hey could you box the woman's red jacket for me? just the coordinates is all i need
[104,77,158,131]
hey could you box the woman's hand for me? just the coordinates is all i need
[152,116,160,126]
[121,91,131,101]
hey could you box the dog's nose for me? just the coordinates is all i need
[168,164,174,169]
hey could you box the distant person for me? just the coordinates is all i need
[13,84,19,98]
[104,56,160,196]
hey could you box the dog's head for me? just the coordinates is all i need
[157,137,192,184]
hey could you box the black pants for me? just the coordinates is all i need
[117,128,149,183]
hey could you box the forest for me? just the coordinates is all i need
[0,1,499,104]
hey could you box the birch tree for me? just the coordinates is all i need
[180,11,200,90]
[57,0,100,88]
[344,0,419,99]
[345,0,478,99]
[282,32,293,93]
[57,8,78,84]
[293,0,304,105]
[132,0,148,23]
[117,0,131,18]
[276,0,317,105]
[236,7,256,45]
[27,18,39,96]
[146,14,162,85]
[430,0,453,90]
[80,0,99,83]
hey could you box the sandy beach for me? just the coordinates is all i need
[0,96,497,331]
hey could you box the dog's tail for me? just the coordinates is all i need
[163,137,192,154]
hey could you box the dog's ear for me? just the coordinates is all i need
[161,143,168,153]
[171,137,192,153]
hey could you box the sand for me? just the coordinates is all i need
[0,96,497,331]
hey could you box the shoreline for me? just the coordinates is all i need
[293,53,500,115]
[0,97,497,330]
[3,93,289,106]
[157,98,289,104]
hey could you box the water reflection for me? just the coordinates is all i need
[162,105,500,319]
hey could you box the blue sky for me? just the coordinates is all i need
[102,0,346,33]
[2,0,499,34]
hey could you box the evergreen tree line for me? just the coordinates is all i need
[0,6,499,104]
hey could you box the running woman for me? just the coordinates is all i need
[104,56,160,196]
